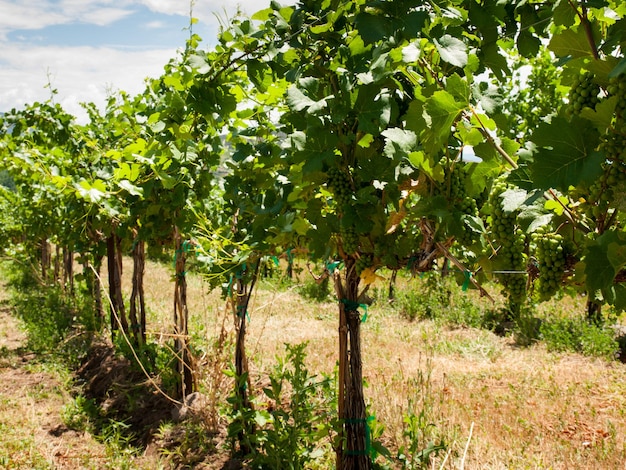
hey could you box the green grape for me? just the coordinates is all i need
[566,72,600,116]
[341,225,359,255]
[327,167,353,209]
[487,180,528,305]
[607,74,626,121]
[531,227,566,301]
[355,253,372,275]
[442,162,481,247]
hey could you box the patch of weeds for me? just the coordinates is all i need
[114,337,179,395]
[433,331,502,361]
[4,262,96,367]
[394,273,486,329]
[63,395,101,433]
[98,419,142,470]
[540,316,619,360]
[371,362,448,470]
[157,420,217,468]
[514,308,542,347]
[297,276,331,302]
[226,342,336,468]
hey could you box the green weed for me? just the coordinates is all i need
[226,342,336,468]
[540,316,619,360]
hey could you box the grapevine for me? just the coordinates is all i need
[487,179,528,310]
[442,162,481,246]
[566,71,600,116]
[327,167,353,209]
[355,253,372,276]
[340,224,359,256]
[531,227,566,301]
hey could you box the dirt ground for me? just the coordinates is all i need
[0,293,112,469]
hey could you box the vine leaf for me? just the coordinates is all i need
[434,35,468,67]
[549,28,594,58]
[286,86,332,114]
[360,267,384,286]
[530,116,603,190]
[584,231,626,292]
[583,245,614,292]
[382,128,417,161]
[500,188,527,213]
[422,90,465,154]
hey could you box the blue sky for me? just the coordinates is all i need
[0,0,287,122]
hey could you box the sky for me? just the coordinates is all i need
[0,0,289,122]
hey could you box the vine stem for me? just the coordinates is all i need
[467,106,518,169]
[567,0,600,60]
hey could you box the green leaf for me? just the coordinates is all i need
[552,0,576,27]
[608,242,626,272]
[422,90,464,154]
[609,58,626,78]
[549,28,595,58]
[517,30,541,58]
[434,35,468,67]
[579,96,617,130]
[189,54,211,74]
[610,284,626,312]
[500,188,528,213]
[118,179,143,197]
[286,86,331,114]
[530,116,603,190]
[355,12,392,44]
[382,128,417,160]
[75,179,107,204]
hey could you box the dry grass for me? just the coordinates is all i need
[115,258,626,469]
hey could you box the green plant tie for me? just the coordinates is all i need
[286,248,294,264]
[271,255,279,267]
[226,274,234,297]
[129,238,139,253]
[407,255,418,271]
[172,239,194,268]
[462,270,472,291]
[236,304,251,322]
[326,260,342,273]
[340,299,369,323]
[235,262,247,279]
[344,416,374,456]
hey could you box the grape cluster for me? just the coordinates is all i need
[607,74,626,121]
[341,225,359,255]
[447,164,465,200]
[443,163,481,246]
[355,253,372,276]
[589,74,626,216]
[487,180,528,305]
[327,167,353,208]
[531,227,566,301]
[567,72,600,116]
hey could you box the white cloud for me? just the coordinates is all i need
[79,8,135,26]
[138,0,187,16]
[0,1,69,38]
[0,43,177,122]
[144,20,167,29]
[0,1,136,38]
[138,0,289,21]
[0,0,297,122]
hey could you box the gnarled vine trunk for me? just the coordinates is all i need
[40,239,51,283]
[173,228,194,399]
[106,233,127,339]
[231,261,260,454]
[129,239,146,345]
[334,260,370,470]
[63,247,74,295]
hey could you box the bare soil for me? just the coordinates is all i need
[0,295,112,469]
